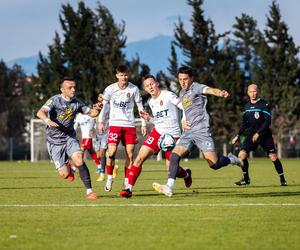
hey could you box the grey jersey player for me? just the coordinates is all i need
[36,77,102,200]
[152,66,243,197]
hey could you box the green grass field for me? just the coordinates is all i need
[0,158,299,250]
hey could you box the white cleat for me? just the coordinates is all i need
[152,182,173,197]
[228,153,244,167]
[104,179,113,192]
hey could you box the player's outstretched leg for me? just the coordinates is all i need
[78,163,97,200]
[228,153,244,167]
[119,165,142,198]
[176,166,192,188]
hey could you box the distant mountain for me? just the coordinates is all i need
[124,35,185,74]
[6,35,185,76]
[6,55,39,75]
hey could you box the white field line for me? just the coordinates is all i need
[0,203,300,208]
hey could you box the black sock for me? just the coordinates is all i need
[100,156,106,173]
[169,153,181,179]
[273,159,285,181]
[210,156,230,170]
[242,159,249,180]
[78,163,92,189]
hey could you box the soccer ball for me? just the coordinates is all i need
[158,133,176,152]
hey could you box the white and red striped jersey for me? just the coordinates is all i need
[74,113,96,139]
[100,82,145,127]
[148,90,183,137]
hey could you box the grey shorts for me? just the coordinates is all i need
[47,137,81,170]
[176,128,216,152]
[94,132,108,151]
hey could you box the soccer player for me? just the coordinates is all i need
[152,66,243,197]
[74,113,102,175]
[93,102,110,182]
[231,83,287,186]
[119,74,192,198]
[98,64,147,192]
[36,77,102,200]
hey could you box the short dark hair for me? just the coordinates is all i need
[178,66,194,77]
[116,64,130,73]
[143,74,157,82]
[60,77,75,87]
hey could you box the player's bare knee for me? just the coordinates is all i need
[238,151,247,159]
[269,153,277,161]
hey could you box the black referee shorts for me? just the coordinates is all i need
[241,134,276,154]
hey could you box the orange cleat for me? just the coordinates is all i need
[87,192,97,200]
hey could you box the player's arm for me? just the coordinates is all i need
[139,110,153,123]
[36,107,59,127]
[232,113,248,144]
[86,94,104,118]
[97,97,109,133]
[171,93,189,131]
[136,102,147,136]
[205,87,230,98]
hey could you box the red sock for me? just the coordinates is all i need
[91,151,100,165]
[176,166,187,178]
[68,171,75,182]
[106,165,114,175]
[128,165,142,186]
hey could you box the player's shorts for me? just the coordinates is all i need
[80,138,93,150]
[176,127,216,153]
[94,131,108,151]
[107,126,138,145]
[143,128,178,160]
[241,133,276,154]
[47,137,81,170]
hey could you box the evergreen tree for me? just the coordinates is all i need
[233,13,262,87]
[173,0,243,140]
[29,33,66,109]
[252,0,300,151]
[0,61,28,147]
[167,41,179,79]
[30,1,127,110]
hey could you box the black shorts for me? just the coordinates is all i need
[241,134,276,154]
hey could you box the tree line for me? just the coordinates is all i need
[0,0,299,158]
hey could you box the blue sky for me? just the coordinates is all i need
[0,0,299,61]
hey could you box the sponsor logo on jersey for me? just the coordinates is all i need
[154,109,169,119]
[113,100,129,108]
[182,95,192,109]
[58,107,75,121]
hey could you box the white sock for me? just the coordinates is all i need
[107,175,113,181]
[127,184,133,191]
[124,177,129,185]
[86,188,93,195]
[167,178,175,189]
